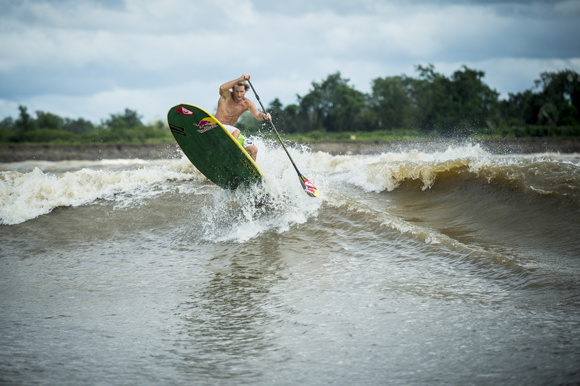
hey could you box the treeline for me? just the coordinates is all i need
[239,65,580,138]
[0,107,172,144]
[2,65,580,145]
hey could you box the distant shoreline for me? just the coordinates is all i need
[1,137,580,162]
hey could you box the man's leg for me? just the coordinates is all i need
[223,124,241,140]
[245,145,258,161]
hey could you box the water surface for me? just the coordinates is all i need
[1,141,579,385]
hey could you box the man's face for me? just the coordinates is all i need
[233,85,246,101]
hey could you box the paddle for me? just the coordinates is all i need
[247,79,319,198]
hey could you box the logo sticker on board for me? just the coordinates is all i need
[195,117,219,133]
[176,106,194,116]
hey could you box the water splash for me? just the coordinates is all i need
[0,158,203,225]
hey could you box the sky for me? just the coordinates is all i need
[1,0,579,124]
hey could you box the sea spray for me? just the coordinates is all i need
[0,157,205,225]
[196,178,322,244]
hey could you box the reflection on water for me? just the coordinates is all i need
[173,237,286,383]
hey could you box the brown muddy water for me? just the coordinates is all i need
[1,139,579,385]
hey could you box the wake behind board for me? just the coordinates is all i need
[167,104,264,190]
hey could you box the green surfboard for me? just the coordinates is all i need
[167,104,264,190]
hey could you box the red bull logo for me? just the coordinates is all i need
[176,106,194,116]
[196,120,212,127]
[304,180,315,189]
[195,118,218,133]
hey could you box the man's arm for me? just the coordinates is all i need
[219,74,251,97]
[248,101,271,121]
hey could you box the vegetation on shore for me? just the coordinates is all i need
[1,65,579,145]
[0,108,173,145]
[239,66,580,141]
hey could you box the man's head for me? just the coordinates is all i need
[232,82,249,101]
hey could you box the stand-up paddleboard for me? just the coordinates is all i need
[167,104,264,190]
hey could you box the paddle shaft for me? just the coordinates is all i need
[247,79,318,197]
[247,80,303,176]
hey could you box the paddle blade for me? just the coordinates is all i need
[299,175,319,197]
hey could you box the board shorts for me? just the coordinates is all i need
[223,124,254,148]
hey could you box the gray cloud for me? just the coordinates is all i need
[0,0,579,122]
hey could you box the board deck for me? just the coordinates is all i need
[167,104,263,190]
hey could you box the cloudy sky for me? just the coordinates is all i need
[1,0,579,123]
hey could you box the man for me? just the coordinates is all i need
[215,73,271,161]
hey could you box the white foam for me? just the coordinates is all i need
[0,157,203,225]
[0,139,326,234]
[195,137,325,243]
[303,144,493,192]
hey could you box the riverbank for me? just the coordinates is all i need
[0,143,181,162]
[1,137,580,162]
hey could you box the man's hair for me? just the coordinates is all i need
[234,81,250,91]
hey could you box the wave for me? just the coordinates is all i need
[307,144,580,202]
[2,141,579,296]
[0,139,325,227]
[305,144,580,283]
[0,157,204,225]
[2,143,579,248]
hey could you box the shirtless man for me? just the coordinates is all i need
[215,73,270,161]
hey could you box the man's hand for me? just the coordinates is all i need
[262,113,271,121]
[241,73,251,81]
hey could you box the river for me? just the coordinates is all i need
[1,139,579,385]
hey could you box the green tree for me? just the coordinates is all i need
[559,105,579,126]
[0,117,15,131]
[0,117,15,143]
[36,111,63,130]
[104,108,144,130]
[265,98,302,134]
[267,98,283,116]
[281,104,300,133]
[368,75,418,130]
[15,105,35,132]
[410,65,500,135]
[451,66,500,128]
[536,70,580,126]
[499,91,532,126]
[501,69,580,127]
[62,118,95,134]
[297,72,367,132]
